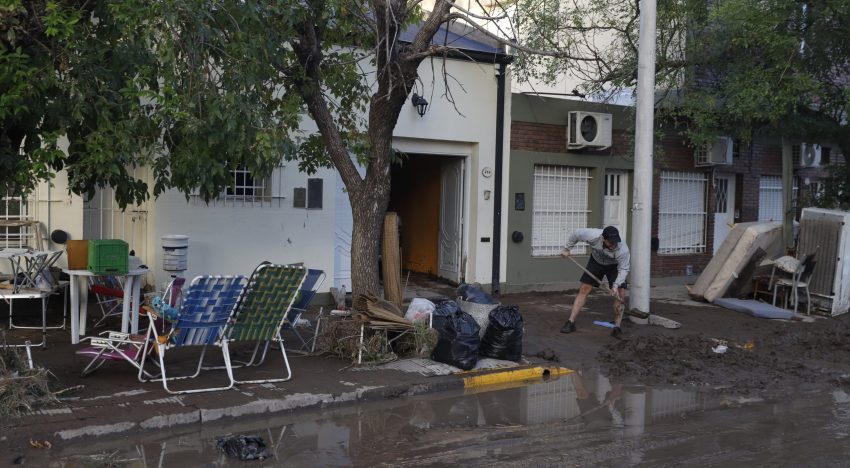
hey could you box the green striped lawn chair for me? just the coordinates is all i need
[222,262,307,385]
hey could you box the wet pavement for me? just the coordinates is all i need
[6,274,850,466]
[15,371,850,467]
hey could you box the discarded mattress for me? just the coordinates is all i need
[713,298,794,320]
[690,222,784,302]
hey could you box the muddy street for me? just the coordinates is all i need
[7,285,850,466]
[13,371,850,467]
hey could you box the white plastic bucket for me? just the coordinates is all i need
[162,235,189,272]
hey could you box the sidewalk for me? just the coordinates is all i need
[2,276,754,451]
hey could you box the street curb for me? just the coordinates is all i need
[13,364,568,445]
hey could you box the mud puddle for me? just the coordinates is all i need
[14,371,850,466]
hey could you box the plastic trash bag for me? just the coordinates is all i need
[479,305,523,361]
[456,283,498,304]
[432,310,480,370]
[457,300,498,339]
[216,435,271,461]
[432,299,461,317]
[405,297,436,324]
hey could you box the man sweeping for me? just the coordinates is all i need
[560,226,630,338]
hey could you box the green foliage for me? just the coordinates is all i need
[512,0,850,154]
[1,0,379,207]
[809,164,850,211]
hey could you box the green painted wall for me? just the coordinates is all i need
[512,94,634,129]
[504,94,638,292]
[505,150,634,291]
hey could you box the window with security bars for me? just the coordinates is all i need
[714,177,729,214]
[192,165,286,207]
[658,171,707,254]
[531,165,591,257]
[605,173,621,196]
[0,194,33,248]
[758,175,798,222]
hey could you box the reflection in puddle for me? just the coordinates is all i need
[32,372,850,466]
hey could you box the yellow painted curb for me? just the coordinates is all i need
[462,366,573,388]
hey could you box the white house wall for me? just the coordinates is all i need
[391,58,505,286]
[140,55,507,291]
[146,164,337,288]
[34,137,85,269]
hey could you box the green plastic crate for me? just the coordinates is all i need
[88,239,129,275]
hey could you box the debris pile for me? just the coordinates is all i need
[599,330,848,394]
[316,293,437,364]
[0,337,59,418]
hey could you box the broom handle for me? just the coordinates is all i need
[566,254,624,304]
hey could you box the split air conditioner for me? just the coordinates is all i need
[695,136,733,166]
[567,111,613,150]
[799,143,822,167]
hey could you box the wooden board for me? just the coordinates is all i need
[382,212,403,309]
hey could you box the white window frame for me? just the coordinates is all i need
[192,164,286,207]
[0,194,33,249]
[531,165,592,257]
[758,175,799,222]
[658,171,708,254]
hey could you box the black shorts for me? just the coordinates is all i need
[580,256,628,289]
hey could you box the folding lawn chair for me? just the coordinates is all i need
[76,277,185,378]
[281,268,326,353]
[139,275,247,394]
[222,262,307,385]
[88,275,125,328]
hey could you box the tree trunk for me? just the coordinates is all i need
[348,163,392,297]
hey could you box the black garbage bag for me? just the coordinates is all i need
[456,283,498,304]
[479,305,523,361]
[216,435,271,461]
[433,299,461,317]
[432,311,480,370]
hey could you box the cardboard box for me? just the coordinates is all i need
[66,240,88,270]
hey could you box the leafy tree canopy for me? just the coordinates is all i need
[1,0,381,205]
[513,0,850,155]
[0,0,523,295]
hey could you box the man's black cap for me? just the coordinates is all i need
[602,226,621,243]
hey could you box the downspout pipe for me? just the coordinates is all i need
[492,59,509,295]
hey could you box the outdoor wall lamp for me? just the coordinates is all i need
[411,93,429,117]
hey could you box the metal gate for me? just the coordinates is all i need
[83,187,149,265]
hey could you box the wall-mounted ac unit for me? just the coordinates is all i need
[695,136,733,166]
[799,143,822,167]
[567,111,612,150]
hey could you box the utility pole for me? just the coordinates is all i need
[782,138,794,251]
[630,0,658,315]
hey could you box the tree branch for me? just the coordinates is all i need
[292,15,363,189]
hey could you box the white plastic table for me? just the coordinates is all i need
[62,268,149,344]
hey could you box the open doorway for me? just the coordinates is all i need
[389,154,465,284]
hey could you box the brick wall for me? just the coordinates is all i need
[510,121,566,153]
[510,121,632,155]
[509,119,845,277]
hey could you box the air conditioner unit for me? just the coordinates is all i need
[567,111,612,150]
[799,143,822,167]
[695,136,733,166]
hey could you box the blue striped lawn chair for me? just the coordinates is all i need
[139,275,246,394]
[223,262,307,385]
[281,268,326,352]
